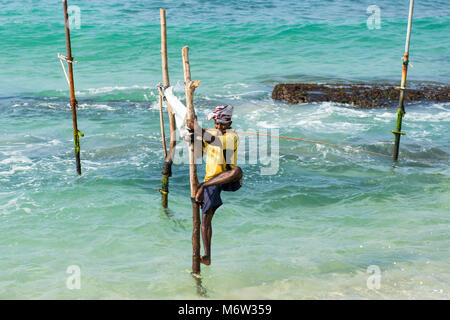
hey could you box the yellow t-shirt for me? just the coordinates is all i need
[203,129,239,182]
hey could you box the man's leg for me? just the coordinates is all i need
[196,166,242,202]
[201,207,216,265]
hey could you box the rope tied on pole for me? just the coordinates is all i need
[58,53,79,86]
[58,53,78,63]
[58,52,84,156]
[233,130,390,158]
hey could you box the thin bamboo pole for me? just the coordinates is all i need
[159,88,168,160]
[182,46,201,275]
[62,0,82,175]
[158,8,177,208]
[392,0,414,161]
[160,8,170,88]
[160,9,177,164]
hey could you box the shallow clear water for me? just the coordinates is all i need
[0,0,449,299]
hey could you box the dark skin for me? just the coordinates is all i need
[186,118,243,265]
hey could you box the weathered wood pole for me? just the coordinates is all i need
[62,0,82,175]
[159,8,177,208]
[182,46,201,275]
[392,0,414,161]
[160,9,170,89]
[159,87,168,160]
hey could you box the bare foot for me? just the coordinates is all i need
[200,255,211,266]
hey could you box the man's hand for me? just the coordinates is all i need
[186,115,199,130]
[185,116,197,145]
[186,118,195,130]
[195,183,204,204]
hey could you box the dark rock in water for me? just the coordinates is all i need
[272,83,450,108]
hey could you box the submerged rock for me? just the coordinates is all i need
[272,83,450,108]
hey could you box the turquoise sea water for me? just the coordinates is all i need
[0,0,449,299]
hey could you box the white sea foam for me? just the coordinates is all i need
[0,165,33,176]
[48,139,62,146]
[37,102,59,109]
[404,111,450,122]
[75,85,152,96]
[0,156,32,165]
[209,90,266,101]
[223,83,250,89]
[311,102,377,119]
[77,103,116,111]
[0,169,15,176]
[256,121,280,129]
[430,102,450,111]
[374,112,396,122]
[295,119,324,128]
[11,102,29,108]
[149,101,160,111]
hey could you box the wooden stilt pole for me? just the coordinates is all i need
[160,9,170,89]
[159,88,168,160]
[158,8,177,208]
[62,0,82,175]
[392,0,414,161]
[182,46,201,275]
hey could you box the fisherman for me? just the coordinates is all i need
[186,104,243,266]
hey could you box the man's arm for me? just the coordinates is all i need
[186,118,219,146]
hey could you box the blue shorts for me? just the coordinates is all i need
[201,179,242,214]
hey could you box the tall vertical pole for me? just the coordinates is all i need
[159,90,168,160]
[159,8,177,208]
[160,9,170,89]
[63,0,82,175]
[182,46,201,275]
[392,0,414,161]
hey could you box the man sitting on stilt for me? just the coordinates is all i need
[186,104,243,266]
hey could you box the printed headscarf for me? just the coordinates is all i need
[206,104,233,123]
